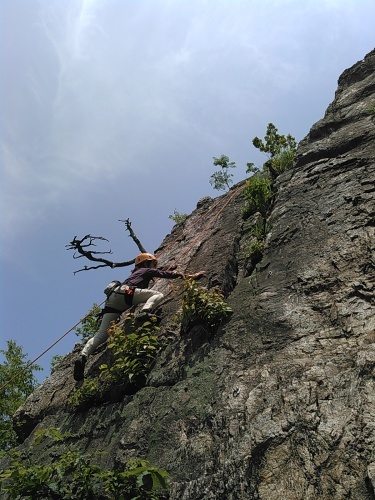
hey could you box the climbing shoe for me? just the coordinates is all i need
[73,355,87,381]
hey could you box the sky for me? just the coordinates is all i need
[1,0,374,384]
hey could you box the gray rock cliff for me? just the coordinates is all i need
[8,49,375,499]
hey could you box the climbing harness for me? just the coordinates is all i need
[103,280,122,296]
[103,280,135,306]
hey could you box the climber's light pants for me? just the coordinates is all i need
[81,287,164,357]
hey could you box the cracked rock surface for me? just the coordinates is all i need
[7,49,375,499]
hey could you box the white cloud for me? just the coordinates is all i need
[1,0,375,259]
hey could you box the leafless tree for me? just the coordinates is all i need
[66,219,147,275]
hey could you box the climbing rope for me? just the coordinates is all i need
[0,299,106,392]
[1,184,245,391]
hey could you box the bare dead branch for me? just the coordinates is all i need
[118,218,147,253]
[73,263,119,275]
[66,219,148,274]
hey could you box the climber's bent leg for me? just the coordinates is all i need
[74,311,121,381]
[132,288,164,312]
[81,311,120,357]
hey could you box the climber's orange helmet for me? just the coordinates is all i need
[135,253,158,267]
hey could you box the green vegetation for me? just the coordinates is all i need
[50,354,64,371]
[210,154,236,191]
[243,124,296,218]
[251,122,297,178]
[179,279,233,332]
[74,303,102,342]
[246,220,271,266]
[68,377,101,410]
[100,316,160,383]
[366,101,375,114]
[242,173,273,219]
[70,280,232,409]
[237,123,296,266]
[242,122,296,235]
[68,316,160,410]
[0,427,169,499]
[0,340,41,451]
[168,209,188,224]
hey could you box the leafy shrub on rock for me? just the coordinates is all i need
[242,173,273,219]
[179,279,233,332]
[68,316,160,410]
[0,428,169,499]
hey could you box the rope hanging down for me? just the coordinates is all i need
[0,299,106,392]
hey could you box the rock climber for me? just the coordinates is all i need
[73,252,205,381]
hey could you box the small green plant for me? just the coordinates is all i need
[242,123,296,223]
[271,147,296,174]
[252,122,297,177]
[179,279,232,331]
[366,101,375,112]
[210,154,236,191]
[242,173,273,219]
[68,316,160,410]
[68,377,101,409]
[168,209,188,224]
[0,428,169,499]
[100,317,160,383]
[251,220,269,240]
[248,237,264,255]
[50,354,64,371]
[247,220,270,257]
[75,303,102,342]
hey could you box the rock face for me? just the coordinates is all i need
[9,50,375,499]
